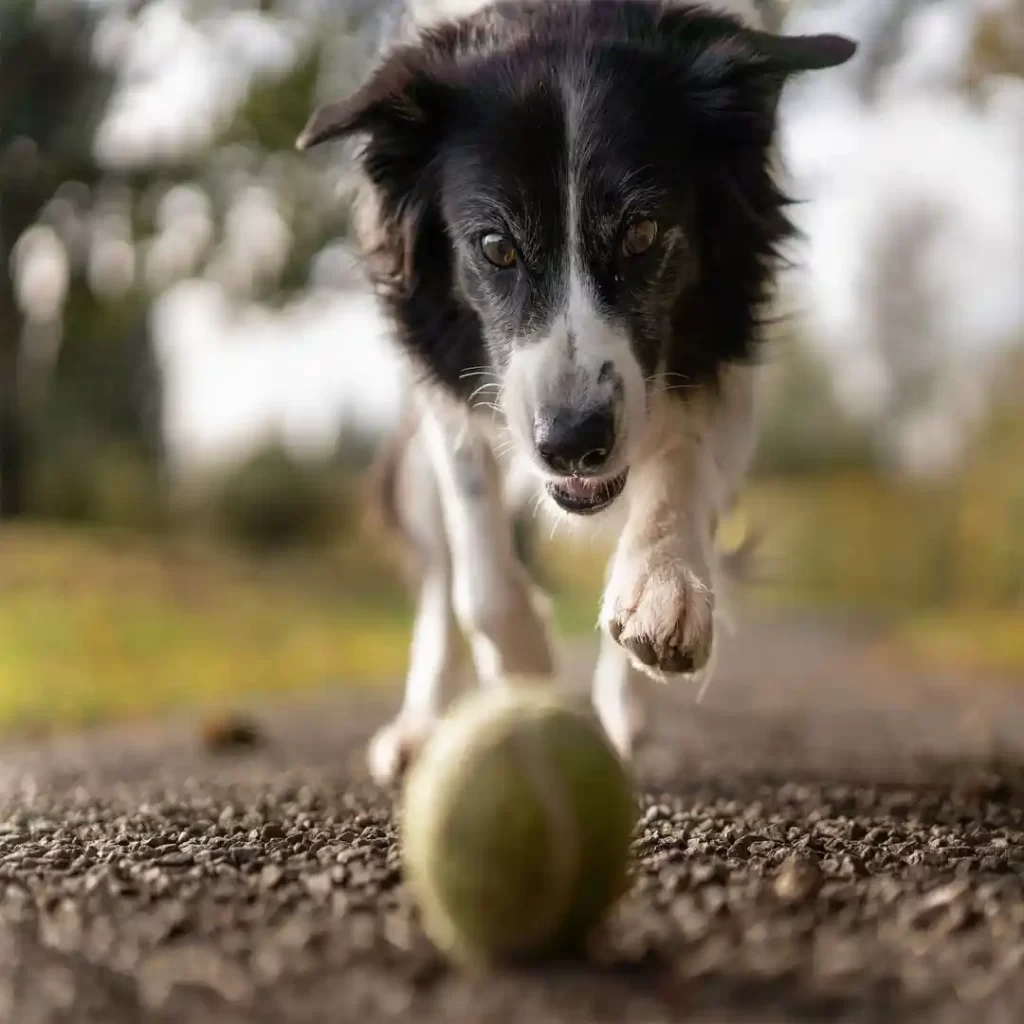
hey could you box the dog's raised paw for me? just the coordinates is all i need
[366,716,436,787]
[602,551,714,681]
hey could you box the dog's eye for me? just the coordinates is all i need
[481,233,517,269]
[622,219,658,257]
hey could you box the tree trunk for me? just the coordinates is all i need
[0,266,25,519]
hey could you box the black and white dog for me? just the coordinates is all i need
[297,0,856,783]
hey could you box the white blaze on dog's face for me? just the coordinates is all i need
[297,3,858,515]
[436,52,715,517]
[497,236,651,516]
[495,68,685,516]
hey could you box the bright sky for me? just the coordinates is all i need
[152,281,408,474]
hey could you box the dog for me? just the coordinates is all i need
[296,0,857,783]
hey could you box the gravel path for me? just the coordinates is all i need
[2,615,1023,1024]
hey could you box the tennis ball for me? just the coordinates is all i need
[400,682,638,966]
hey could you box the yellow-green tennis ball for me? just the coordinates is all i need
[401,683,638,966]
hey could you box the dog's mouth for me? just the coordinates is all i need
[546,469,628,515]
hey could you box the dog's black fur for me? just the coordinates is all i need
[299,2,854,405]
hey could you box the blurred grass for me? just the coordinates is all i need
[744,473,1022,614]
[0,524,413,734]
[898,612,1024,679]
[4,415,1024,737]
[0,519,610,736]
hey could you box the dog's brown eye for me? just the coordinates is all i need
[481,233,517,268]
[622,218,658,257]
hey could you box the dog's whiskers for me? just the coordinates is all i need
[467,381,501,405]
[548,507,572,542]
[528,490,548,522]
[646,372,696,394]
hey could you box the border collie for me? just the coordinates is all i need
[297,0,857,783]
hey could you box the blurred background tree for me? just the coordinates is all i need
[0,0,117,517]
[1,0,379,533]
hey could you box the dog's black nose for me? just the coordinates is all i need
[535,406,615,475]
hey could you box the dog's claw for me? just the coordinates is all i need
[630,637,658,668]
[602,547,714,681]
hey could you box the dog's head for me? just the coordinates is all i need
[299,2,856,514]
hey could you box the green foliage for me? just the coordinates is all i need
[209,442,352,554]
[1,0,121,520]
[752,336,878,478]
[45,284,163,454]
[0,0,114,233]
[28,439,169,531]
[234,44,357,298]
[2,1,381,526]
[232,47,322,154]
[747,453,1024,618]
[22,280,166,528]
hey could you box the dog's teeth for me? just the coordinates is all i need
[561,478,596,498]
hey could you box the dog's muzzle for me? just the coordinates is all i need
[545,469,629,515]
[533,402,628,514]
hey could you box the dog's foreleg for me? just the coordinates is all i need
[420,396,556,687]
[590,625,646,759]
[367,428,466,785]
[601,368,757,682]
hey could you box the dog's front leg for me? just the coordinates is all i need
[591,627,646,759]
[602,445,716,680]
[420,396,556,686]
[601,372,756,681]
[366,425,466,786]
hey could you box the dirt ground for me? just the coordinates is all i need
[1,614,1023,1024]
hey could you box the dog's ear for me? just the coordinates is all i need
[296,46,453,216]
[737,30,857,76]
[660,15,858,128]
[731,30,857,120]
[655,5,858,79]
[296,46,455,287]
[296,47,450,153]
